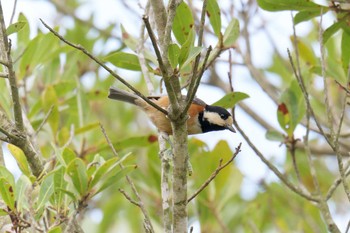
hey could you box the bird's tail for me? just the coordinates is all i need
[108,87,139,105]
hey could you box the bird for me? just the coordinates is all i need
[108,87,236,135]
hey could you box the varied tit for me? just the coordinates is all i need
[108,87,236,135]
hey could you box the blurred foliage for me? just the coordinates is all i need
[0,0,349,232]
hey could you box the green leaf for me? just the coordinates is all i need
[278,80,306,136]
[47,226,62,233]
[323,21,343,44]
[180,46,203,72]
[212,92,249,108]
[178,29,195,67]
[36,173,54,212]
[6,21,27,36]
[66,158,88,196]
[15,175,31,212]
[168,43,181,69]
[291,37,317,66]
[57,147,76,167]
[42,85,59,134]
[19,32,60,79]
[0,166,15,188]
[7,144,31,177]
[223,18,240,48]
[207,0,221,37]
[266,130,285,142]
[56,188,77,202]
[17,13,30,46]
[52,167,67,210]
[90,157,119,189]
[257,0,323,11]
[173,2,195,45]
[75,122,100,135]
[90,152,132,189]
[294,9,327,25]
[0,177,15,210]
[94,165,136,195]
[121,25,157,64]
[104,52,141,71]
[341,31,350,74]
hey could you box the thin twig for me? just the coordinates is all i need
[119,189,141,207]
[40,19,168,116]
[287,49,333,148]
[188,143,242,203]
[183,46,212,114]
[333,62,350,202]
[142,15,168,79]
[185,0,208,102]
[234,120,319,202]
[326,161,350,200]
[138,3,155,95]
[100,123,155,233]
[142,15,179,110]
[10,0,18,24]
[319,9,335,138]
[35,105,54,136]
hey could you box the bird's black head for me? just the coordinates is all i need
[198,105,236,133]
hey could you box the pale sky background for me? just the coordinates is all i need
[1,0,348,232]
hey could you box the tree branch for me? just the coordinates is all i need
[234,120,319,202]
[0,3,43,177]
[100,123,155,233]
[188,143,242,203]
[40,19,168,116]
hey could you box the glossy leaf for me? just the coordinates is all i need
[294,9,327,25]
[15,175,31,212]
[266,130,285,142]
[90,157,119,189]
[104,52,141,71]
[47,226,62,233]
[323,21,343,44]
[57,147,76,167]
[53,167,67,209]
[0,177,15,210]
[7,144,31,177]
[91,152,132,189]
[42,85,60,134]
[180,46,203,72]
[257,0,323,11]
[0,166,15,188]
[223,18,240,48]
[207,0,221,37]
[277,103,290,133]
[94,165,136,195]
[173,2,195,45]
[121,25,157,64]
[341,31,350,74]
[16,13,30,46]
[168,43,181,69]
[212,92,249,108]
[75,122,100,135]
[278,80,306,136]
[290,37,317,66]
[178,29,195,67]
[66,158,88,196]
[36,173,54,212]
[6,21,27,36]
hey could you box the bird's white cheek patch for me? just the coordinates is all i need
[203,111,226,126]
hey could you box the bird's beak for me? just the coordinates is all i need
[226,125,236,133]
